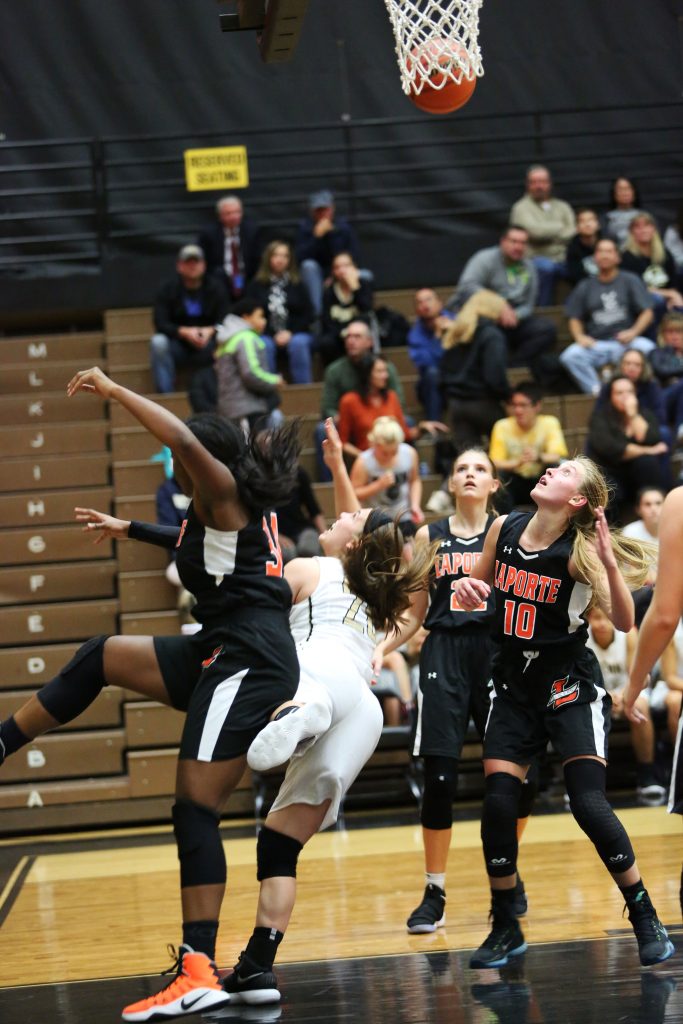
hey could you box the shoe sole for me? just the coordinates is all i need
[407,914,446,934]
[227,990,281,1006]
[640,940,675,967]
[122,988,230,1021]
[247,703,330,772]
[469,940,528,969]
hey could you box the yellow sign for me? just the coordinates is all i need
[184,146,249,191]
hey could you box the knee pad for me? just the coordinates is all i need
[420,756,458,831]
[37,635,108,724]
[518,768,539,820]
[481,772,523,878]
[257,825,303,881]
[564,759,635,873]
[172,799,225,889]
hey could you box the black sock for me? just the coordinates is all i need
[273,706,299,722]
[0,716,30,758]
[242,927,284,971]
[182,919,219,960]
[620,879,646,903]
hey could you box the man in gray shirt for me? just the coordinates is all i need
[450,225,557,386]
[561,238,655,394]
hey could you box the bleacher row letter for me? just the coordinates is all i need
[28,342,47,359]
[28,615,44,633]
[28,500,45,517]
[28,536,46,554]
[28,657,46,674]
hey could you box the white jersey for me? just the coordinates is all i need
[587,626,628,692]
[289,556,376,682]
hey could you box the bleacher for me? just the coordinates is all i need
[0,295,599,834]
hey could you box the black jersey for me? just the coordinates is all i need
[492,510,591,650]
[174,502,292,626]
[423,515,496,631]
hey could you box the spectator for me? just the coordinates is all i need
[371,646,414,726]
[449,225,557,386]
[320,251,374,365]
[295,189,361,316]
[663,202,683,286]
[488,380,568,509]
[350,416,423,533]
[597,349,667,430]
[587,375,667,518]
[407,288,454,421]
[214,297,283,435]
[245,240,315,384]
[603,176,642,248]
[566,208,601,285]
[198,195,261,299]
[650,312,683,435]
[620,212,683,319]
[586,606,666,804]
[274,465,326,562]
[440,289,510,451]
[560,238,655,396]
[622,487,665,547]
[150,244,230,394]
[509,164,576,305]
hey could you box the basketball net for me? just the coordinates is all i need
[383,0,484,95]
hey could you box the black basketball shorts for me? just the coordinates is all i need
[483,643,612,766]
[670,704,683,816]
[154,609,299,762]
[413,629,493,758]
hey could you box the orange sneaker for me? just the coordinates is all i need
[122,945,230,1021]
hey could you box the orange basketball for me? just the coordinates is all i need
[407,37,477,114]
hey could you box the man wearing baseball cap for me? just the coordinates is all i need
[150,243,230,394]
[295,189,362,316]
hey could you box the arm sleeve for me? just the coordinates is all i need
[128,521,181,549]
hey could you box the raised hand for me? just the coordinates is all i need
[593,506,617,570]
[67,367,117,399]
[322,417,344,469]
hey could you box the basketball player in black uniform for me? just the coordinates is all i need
[405,450,533,933]
[453,455,674,969]
[0,367,301,1020]
[624,484,683,922]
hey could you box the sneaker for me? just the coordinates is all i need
[469,908,527,969]
[425,490,455,515]
[222,953,280,1005]
[636,782,667,806]
[406,884,446,933]
[512,876,528,918]
[122,946,230,1021]
[626,890,675,967]
[247,702,331,772]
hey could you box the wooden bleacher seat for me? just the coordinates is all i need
[109,393,190,429]
[0,687,124,731]
[0,486,113,528]
[0,421,109,459]
[119,609,182,636]
[117,541,168,572]
[0,393,106,427]
[118,570,179,614]
[0,729,125,784]
[0,331,105,366]
[0,525,113,566]
[0,598,119,646]
[0,560,118,606]
[0,776,131,812]
[0,453,111,493]
[124,701,184,748]
[0,642,81,688]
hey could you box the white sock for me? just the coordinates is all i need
[426,872,446,893]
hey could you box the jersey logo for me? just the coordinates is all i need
[176,518,188,549]
[427,672,437,679]
[262,512,283,578]
[522,650,539,674]
[201,645,224,669]
[503,545,513,554]
[547,676,580,710]
[440,539,451,548]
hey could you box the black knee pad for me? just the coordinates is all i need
[420,756,458,830]
[37,635,109,724]
[518,768,539,820]
[564,759,635,873]
[256,825,303,881]
[172,799,226,889]
[481,772,523,878]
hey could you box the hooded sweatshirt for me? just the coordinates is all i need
[214,314,280,421]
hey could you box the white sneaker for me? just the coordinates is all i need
[425,490,454,515]
[636,782,667,805]
[248,703,332,772]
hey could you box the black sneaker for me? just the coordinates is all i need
[626,890,675,967]
[512,876,528,918]
[469,910,527,969]
[406,884,446,933]
[222,953,281,1005]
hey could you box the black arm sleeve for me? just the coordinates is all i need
[128,520,181,549]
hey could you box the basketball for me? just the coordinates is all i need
[407,37,477,114]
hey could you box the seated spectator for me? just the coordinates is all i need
[560,238,655,395]
[320,251,374,365]
[150,244,230,394]
[246,240,316,384]
[407,288,454,421]
[587,375,667,519]
[371,646,414,726]
[658,625,683,749]
[620,212,683,320]
[650,312,683,435]
[295,189,362,316]
[565,208,601,285]
[214,297,283,435]
[449,225,557,387]
[663,202,683,286]
[338,354,446,459]
[586,606,666,804]
[622,486,664,620]
[597,349,667,429]
[602,176,642,248]
[198,195,261,300]
[275,465,326,563]
[509,164,576,305]
[350,416,423,534]
[440,289,510,451]
[488,381,568,509]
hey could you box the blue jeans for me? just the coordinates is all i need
[559,336,656,395]
[532,257,566,307]
[262,333,314,384]
[149,333,215,393]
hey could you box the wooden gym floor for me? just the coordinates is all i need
[0,804,681,1023]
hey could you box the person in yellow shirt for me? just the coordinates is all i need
[489,381,569,508]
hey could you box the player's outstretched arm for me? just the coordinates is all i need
[322,417,361,516]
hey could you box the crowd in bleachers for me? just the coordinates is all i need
[146,168,683,798]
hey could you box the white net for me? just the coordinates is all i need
[383,0,484,96]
